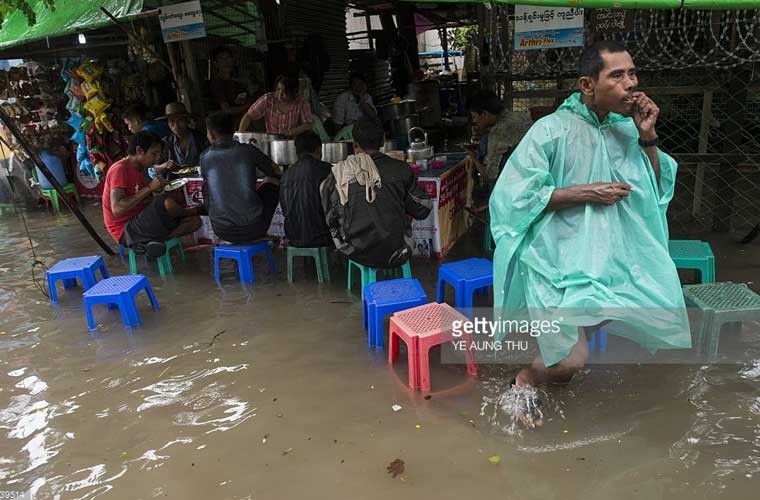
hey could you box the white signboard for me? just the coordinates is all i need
[159,1,206,44]
[514,6,585,51]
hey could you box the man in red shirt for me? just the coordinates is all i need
[102,131,200,256]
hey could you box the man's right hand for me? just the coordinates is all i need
[149,177,169,193]
[584,182,632,205]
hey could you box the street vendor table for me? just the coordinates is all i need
[413,152,472,258]
[172,152,472,258]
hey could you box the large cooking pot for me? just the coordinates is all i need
[270,139,297,165]
[378,99,417,122]
[234,132,283,157]
[322,141,353,163]
[388,115,419,138]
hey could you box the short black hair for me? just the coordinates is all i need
[352,119,384,151]
[350,73,367,85]
[295,131,322,158]
[466,90,503,115]
[274,75,299,99]
[212,45,233,60]
[122,103,148,122]
[128,130,161,155]
[578,40,628,78]
[206,111,235,137]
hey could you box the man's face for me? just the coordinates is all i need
[216,52,233,74]
[351,78,366,96]
[583,50,638,116]
[470,111,495,133]
[135,143,162,168]
[124,117,141,134]
[169,117,188,137]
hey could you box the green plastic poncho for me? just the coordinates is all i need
[489,92,691,366]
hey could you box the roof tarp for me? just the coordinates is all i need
[0,0,144,49]
[404,0,760,9]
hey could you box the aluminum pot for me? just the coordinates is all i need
[234,132,282,157]
[270,139,298,165]
[388,115,419,138]
[380,139,398,153]
[322,141,354,163]
[378,100,417,122]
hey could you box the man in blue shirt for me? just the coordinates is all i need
[122,104,171,139]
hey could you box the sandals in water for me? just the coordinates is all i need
[131,241,167,258]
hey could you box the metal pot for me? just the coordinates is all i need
[234,132,283,157]
[388,115,419,138]
[380,139,397,154]
[407,127,433,162]
[322,141,354,163]
[378,100,417,122]
[270,139,298,165]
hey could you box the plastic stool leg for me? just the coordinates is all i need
[320,248,331,283]
[119,244,125,260]
[598,328,608,352]
[418,343,432,392]
[50,190,60,214]
[371,306,384,349]
[84,299,96,330]
[287,251,294,284]
[125,297,142,327]
[314,254,324,283]
[347,261,355,292]
[47,275,59,304]
[82,270,96,290]
[129,251,138,275]
[144,284,160,310]
[588,331,598,353]
[363,297,369,331]
[436,278,446,303]
[99,264,110,279]
[214,255,221,282]
[402,261,411,278]
[117,300,136,328]
[265,248,276,273]
[388,326,400,363]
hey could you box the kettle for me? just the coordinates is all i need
[407,127,433,163]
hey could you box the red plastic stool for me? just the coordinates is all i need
[388,302,478,392]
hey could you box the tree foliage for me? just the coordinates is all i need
[448,25,478,52]
[0,0,56,27]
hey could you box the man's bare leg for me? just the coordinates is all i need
[163,197,200,219]
[515,327,590,388]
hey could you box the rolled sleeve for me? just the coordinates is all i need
[247,94,269,120]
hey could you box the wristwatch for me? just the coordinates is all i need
[638,136,659,148]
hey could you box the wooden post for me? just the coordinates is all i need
[180,40,206,117]
[692,89,713,217]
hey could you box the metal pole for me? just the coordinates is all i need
[0,107,115,256]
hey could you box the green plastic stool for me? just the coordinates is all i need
[32,169,80,214]
[0,203,16,215]
[129,238,186,277]
[669,240,715,283]
[347,259,412,299]
[683,282,760,358]
[287,246,331,283]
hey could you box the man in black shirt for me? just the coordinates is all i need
[279,132,332,248]
[320,119,432,268]
[200,111,280,243]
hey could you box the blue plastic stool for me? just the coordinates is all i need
[363,278,428,349]
[214,242,275,284]
[588,328,608,353]
[82,275,159,330]
[436,258,493,316]
[46,255,110,304]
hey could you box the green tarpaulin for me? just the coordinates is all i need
[0,0,144,49]
[405,0,760,9]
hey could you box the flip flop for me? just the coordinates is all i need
[132,241,167,258]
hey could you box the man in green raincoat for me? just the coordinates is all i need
[490,41,691,394]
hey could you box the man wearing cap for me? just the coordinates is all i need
[162,102,208,168]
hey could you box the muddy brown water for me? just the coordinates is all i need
[1,205,759,499]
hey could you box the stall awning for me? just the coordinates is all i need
[404,0,760,9]
[0,0,144,49]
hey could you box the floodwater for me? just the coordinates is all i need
[1,205,759,499]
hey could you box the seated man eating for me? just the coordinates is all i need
[320,119,432,268]
[102,131,201,256]
[279,132,332,248]
[200,111,280,244]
